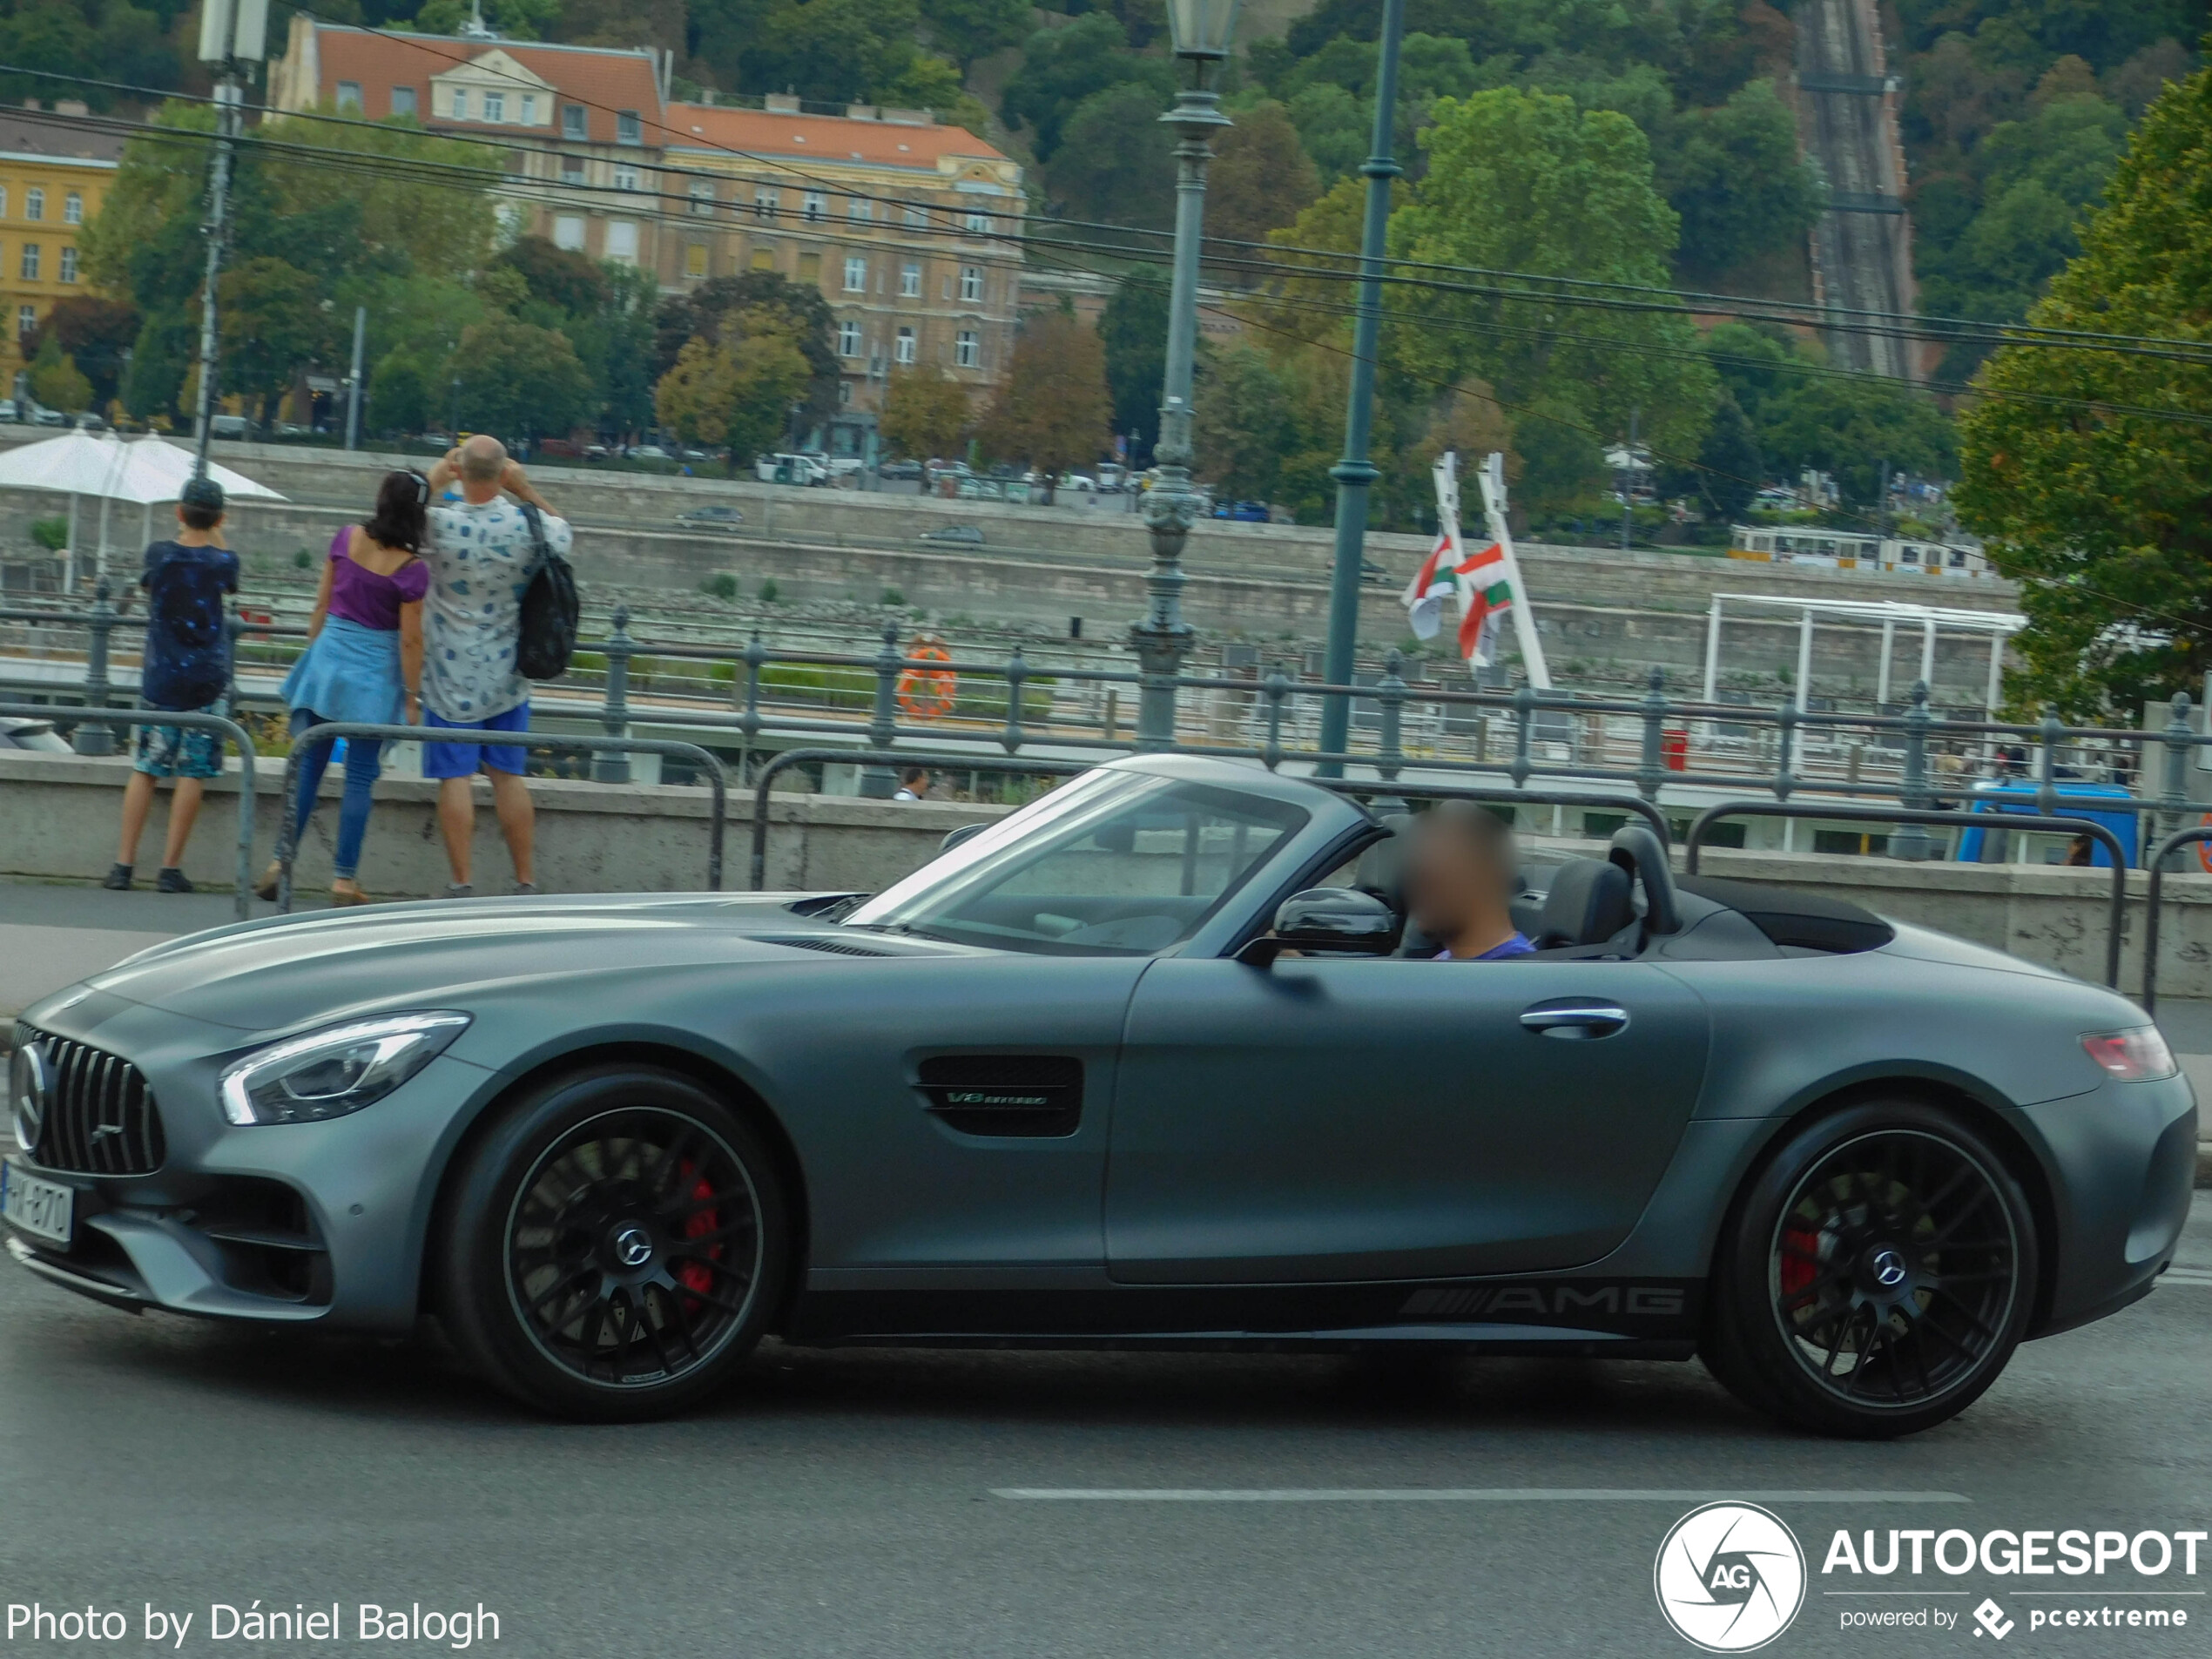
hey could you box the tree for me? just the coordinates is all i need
[453,316,592,441]
[880,365,973,458]
[1657,80,1825,281]
[29,296,140,408]
[653,314,812,470]
[494,235,611,318]
[1193,345,1291,503]
[218,257,338,428]
[1041,82,1176,231]
[975,309,1110,497]
[1957,55,2212,717]
[920,0,1028,69]
[1098,271,1169,462]
[1207,99,1323,256]
[368,349,436,435]
[655,272,838,431]
[1656,387,1762,522]
[656,334,744,449]
[28,334,91,415]
[1393,87,1716,459]
[1001,13,1170,161]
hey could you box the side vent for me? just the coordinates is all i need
[916,1055,1082,1138]
[763,936,895,957]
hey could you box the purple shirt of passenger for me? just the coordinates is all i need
[326,526,429,631]
[1435,933,1537,961]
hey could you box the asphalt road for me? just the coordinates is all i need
[0,1201,2204,1657]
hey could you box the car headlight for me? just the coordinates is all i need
[2080,1027,2177,1082]
[219,1012,470,1126]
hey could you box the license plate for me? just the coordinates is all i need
[1,1158,72,1248]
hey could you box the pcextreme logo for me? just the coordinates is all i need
[1655,1502,1808,1653]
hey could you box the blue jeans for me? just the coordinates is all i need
[286,709,383,880]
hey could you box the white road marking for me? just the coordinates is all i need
[2159,1268,2212,1286]
[992,1488,1970,1503]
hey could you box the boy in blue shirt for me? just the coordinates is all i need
[107,477,239,893]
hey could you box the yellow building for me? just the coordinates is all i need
[0,103,123,386]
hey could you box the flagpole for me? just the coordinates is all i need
[1477,451,1551,690]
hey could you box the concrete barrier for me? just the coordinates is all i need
[9,747,2212,999]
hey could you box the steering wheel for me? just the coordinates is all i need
[1606,824,1682,938]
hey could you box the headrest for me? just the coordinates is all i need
[1538,859,1634,949]
[1354,813,1416,906]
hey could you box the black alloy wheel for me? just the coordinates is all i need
[1703,1101,2037,1438]
[438,1065,789,1420]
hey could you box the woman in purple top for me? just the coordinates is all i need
[256,471,429,906]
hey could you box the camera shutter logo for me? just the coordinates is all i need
[1653,1502,1806,1652]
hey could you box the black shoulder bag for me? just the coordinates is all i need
[515,502,579,681]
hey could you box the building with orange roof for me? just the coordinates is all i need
[268,13,676,275]
[658,97,1023,442]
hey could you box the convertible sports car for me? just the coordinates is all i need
[4,755,2196,1435]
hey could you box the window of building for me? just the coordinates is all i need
[1949,548,1968,568]
[894,326,915,365]
[553,215,585,251]
[17,306,33,339]
[1900,545,1919,563]
[617,110,642,145]
[900,260,921,298]
[838,320,861,358]
[754,188,778,220]
[391,86,417,119]
[449,89,469,120]
[689,181,715,216]
[62,192,80,226]
[959,265,982,302]
[954,330,977,368]
[797,250,821,284]
[519,93,536,125]
[19,244,38,280]
[614,164,640,192]
[562,157,584,185]
[605,219,638,264]
[964,211,992,236]
[902,202,927,230]
[802,191,827,222]
[842,255,867,293]
[24,188,43,222]
[0,188,10,219]
[562,104,586,140]
[838,379,852,406]
[57,246,75,284]
[685,243,709,279]
[336,80,362,111]
[751,246,776,271]
[483,91,505,123]
[849,196,872,222]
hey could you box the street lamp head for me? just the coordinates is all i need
[1166,0,1242,59]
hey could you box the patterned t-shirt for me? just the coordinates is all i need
[139,539,239,711]
[420,497,572,722]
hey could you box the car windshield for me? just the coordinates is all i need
[844,769,1307,954]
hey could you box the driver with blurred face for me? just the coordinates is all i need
[1404,801,1536,961]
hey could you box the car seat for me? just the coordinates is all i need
[1531,858,1635,949]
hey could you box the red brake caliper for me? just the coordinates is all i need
[1780,1226,1821,1305]
[676,1161,718,1300]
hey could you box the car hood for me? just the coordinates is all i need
[65,893,954,1034]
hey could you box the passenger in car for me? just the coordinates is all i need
[1404,802,1537,961]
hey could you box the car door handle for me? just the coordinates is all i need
[1520,1002,1630,1040]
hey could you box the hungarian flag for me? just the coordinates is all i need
[1401,529,1459,641]
[1454,540,1512,666]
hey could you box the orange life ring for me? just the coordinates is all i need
[897,640,959,720]
[2198,813,2212,873]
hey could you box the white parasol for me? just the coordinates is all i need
[0,431,284,588]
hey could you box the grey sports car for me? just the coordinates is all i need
[3,755,2196,1435]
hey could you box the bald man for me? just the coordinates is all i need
[418,436,572,897]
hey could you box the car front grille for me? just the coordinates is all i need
[25,1034,165,1175]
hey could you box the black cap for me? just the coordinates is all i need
[179,475,225,511]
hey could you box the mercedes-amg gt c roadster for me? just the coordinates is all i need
[5,755,2195,1434]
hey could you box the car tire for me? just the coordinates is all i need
[435,1064,790,1421]
[1701,1099,2038,1439]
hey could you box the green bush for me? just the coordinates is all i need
[880,586,904,605]
[759,578,779,603]
[30,516,67,551]
[293,547,314,569]
[699,573,738,601]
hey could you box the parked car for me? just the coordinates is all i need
[1058,473,1097,493]
[0,716,70,752]
[208,414,252,441]
[755,453,828,486]
[0,400,17,423]
[583,443,610,461]
[75,414,107,435]
[1212,500,1270,523]
[918,523,985,546]
[1096,463,1127,493]
[878,459,922,482]
[675,505,746,532]
[954,478,1005,502]
[31,408,67,428]
[629,444,672,462]
[678,448,710,462]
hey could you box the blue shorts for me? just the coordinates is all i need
[132,696,229,779]
[421,704,529,779]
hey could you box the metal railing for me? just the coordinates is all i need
[273,724,730,912]
[0,698,259,921]
[2139,824,2212,1014]
[1685,802,2130,989]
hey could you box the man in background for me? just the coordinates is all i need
[418,435,570,898]
[894,766,931,801]
[1403,800,1535,961]
[107,477,237,893]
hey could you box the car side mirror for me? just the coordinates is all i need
[937,822,988,856]
[1238,888,1402,967]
